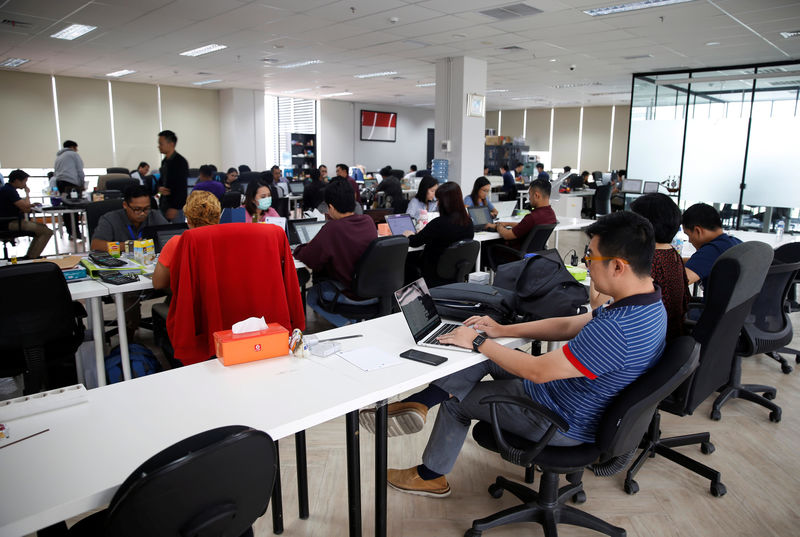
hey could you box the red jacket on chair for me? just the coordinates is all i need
[166,223,306,365]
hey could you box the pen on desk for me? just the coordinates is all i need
[0,428,49,450]
[318,334,364,343]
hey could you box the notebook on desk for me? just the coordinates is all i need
[395,278,472,353]
[385,214,416,236]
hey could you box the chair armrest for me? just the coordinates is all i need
[479,394,569,467]
[683,301,705,330]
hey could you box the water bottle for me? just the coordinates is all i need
[776,220,785,242]
[671,235,684,255]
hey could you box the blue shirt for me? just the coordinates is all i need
[524,288,667,443]
[0,183,22,221]
[685,233,742,290]
[537,171,550,181]
[463,195,495,211]
[501,171,516,195]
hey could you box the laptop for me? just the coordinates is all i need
[261,216,287,233]
[395,278,473,352]
[292,220,326,245]
[364,178,378,189]
[288,182,305,195]
[142,223,189,253]
[493,201,517,218]
[643,180,660,194]
[288,217,318,245]
[621,179,643,194]
[385,214,416,236]
[468,206,493,231]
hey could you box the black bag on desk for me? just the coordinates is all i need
[430,282,516,323]
[493,249,589,320]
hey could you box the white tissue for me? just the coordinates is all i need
[232,316,268,334]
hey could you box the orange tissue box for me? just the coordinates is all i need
[214,324,290,366]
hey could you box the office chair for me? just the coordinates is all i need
[625,241,773,496]
[772,242,800,358]
[96,173,130,190]
[187,167,200,178]
[86,199,124,242]
[0,263,85,394]
[316,236,409,324]
[487,223,556,271]
[466,336,700,537]
[364,208,395,226]
[435,240,480,286]
[273,196,289,218]
[0,216,36,259]
[593,184,611,217]
[237,171,262,187]
[105,167,129,175]
[222,191,243,208]
[105,178,139,193]
[67,426,276,537]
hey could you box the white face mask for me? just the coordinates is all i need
[257,197,272,211]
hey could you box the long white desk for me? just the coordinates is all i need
[680,229,798,258]
[0,313,525,537]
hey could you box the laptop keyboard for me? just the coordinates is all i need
[423,323,458,345]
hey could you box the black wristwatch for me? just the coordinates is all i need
[472,334,487,353]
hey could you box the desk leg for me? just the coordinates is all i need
[375,401,388,537]
[89,297,107,387]
[52,213,60,255]
[345,410,362,537]
[112,293,132,381]
[272,440,284,534]
[295,431,309,519]
[554,229,560,249]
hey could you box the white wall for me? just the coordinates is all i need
[353,103,433,172]
[219,88,266,172]
[318,99,355,170]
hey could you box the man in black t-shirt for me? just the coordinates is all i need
[0,170,53,259]
[157,129,189,222]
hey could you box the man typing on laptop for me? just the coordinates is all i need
[361,211,667,497]
[485,178,556,249]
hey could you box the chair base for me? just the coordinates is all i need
[624,412,726,497]
[466,472,625,537]
[712,384,782,422]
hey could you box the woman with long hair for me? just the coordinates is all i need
[464,176,498,218]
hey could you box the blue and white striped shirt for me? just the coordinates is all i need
[524,288,667,443]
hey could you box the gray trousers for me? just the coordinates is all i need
[422,360,581,475]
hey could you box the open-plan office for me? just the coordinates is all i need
[1,1,800,536]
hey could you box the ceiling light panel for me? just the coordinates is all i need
[480,3,543,21]
[277,60,323,69]
[0,58,29,68]
[106,69,136,77]
[193,79,222,86]
[283,88,311,94]
[321,91,353,97]
[354,71,398,79]
[180,44,228,57]
[584,0,695,17]
[51,24,97,40]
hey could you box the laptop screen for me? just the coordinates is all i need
[468,206,493,227]
[364,178,378,188]
[386,214,416,236]
[643,181,660,193]
[621,179,643,193]
[395,278,441,343]
[294,221,326,244]
[288,182,305,195]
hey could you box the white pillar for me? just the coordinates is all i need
[434,57,487,191]
[219,89,266,171]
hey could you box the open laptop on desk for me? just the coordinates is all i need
[395,278,473,353]
[494,201,517,218]
[385,214,416,236]
[142,223,189,253]
[643,181,660,194]
[468,206,494,231]
[621,179,643,194]
[288,182,305,196]
[291,220,326,246]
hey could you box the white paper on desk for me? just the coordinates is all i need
[339,347,403,372]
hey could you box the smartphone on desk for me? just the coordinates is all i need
[400,349,447,366]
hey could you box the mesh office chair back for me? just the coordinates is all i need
[86,199,124,240]
[436,240,480,284]
[594,184,612,216]
[96,173,130,190]
[105,178,139,193]
[105,167,130,175]
[519,223,557,254]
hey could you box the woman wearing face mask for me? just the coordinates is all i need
[244,179,279,222]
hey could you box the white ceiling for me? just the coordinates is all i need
[1,0,798,110]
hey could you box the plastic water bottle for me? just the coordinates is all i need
[776,220,785,242]
[671,236,684,255]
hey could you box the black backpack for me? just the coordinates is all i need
[430,282,516,324]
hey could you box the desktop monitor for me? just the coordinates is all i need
[288,182,305,195]
[621,179,643,194]
[385,214,416,236]
[643,181,660,193]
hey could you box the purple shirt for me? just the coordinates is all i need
[192,180,226,201]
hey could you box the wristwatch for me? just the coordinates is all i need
[472,334,487,353]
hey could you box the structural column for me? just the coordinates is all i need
[219,88,266,171]
[434,57,487,190]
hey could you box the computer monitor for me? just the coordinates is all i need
[364,178,378,189]
[385,214,416,236]
[621,179,643,194]
[288,182,305,195]
[643,181,660,193]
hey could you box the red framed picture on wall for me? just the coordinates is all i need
[360,110,397,142]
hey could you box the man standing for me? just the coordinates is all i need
[486,178,557,249]
[335,163,361,204]
[157,130,189,223]
[536,162,550,181]
[54,140,85,238]
[0,169,53,259]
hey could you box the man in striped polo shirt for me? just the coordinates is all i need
[365,211,667,497]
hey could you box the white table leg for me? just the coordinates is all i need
[113,293,132,381]
[89,297,107,387]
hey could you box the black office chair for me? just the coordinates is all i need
[273,196,289,218]
[86,199,124,242]
[0,263,85,394]
[222,191,243,209]
[435,240,480,285]
[0,216,36,259]
[466,336,700,537]
[67,425,276,537]
[624,241,773,497]
[187,167,200,178]
[364,208,395,227]
[105,167,129,175]
[487,223,556,271]
[105,178,139,193]
[593,184,611,217]
[318,236,409,321]
[773,242,800,352]
[237,171,262,187]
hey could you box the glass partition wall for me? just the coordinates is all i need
[627,61,800,233]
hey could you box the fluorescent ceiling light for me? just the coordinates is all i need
[106,69,136,77]
[0,58,29,68]
[354,71,397,79]
[584,0,694,17]
[321,91,353,97]
[193,79,222,86]
[415,82,436,87]
[277,60,322,69]
[780,31,800,39]
[486,89,509,93]
[180,44,227,57]
[51,24,97,40]
[283,88,311,94]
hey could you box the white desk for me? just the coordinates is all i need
[680,230,798,258]
[38,206,87,254]
[554,217,594,248]
[0,313,525,537]
[67,279,110,387]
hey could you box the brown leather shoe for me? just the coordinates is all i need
[388,467,450,497]
[359,401,428,436]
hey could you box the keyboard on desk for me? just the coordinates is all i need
[422,323,459,346]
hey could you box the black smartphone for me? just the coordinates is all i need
[399,349,447,366]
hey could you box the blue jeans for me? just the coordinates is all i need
[422,360,581,475]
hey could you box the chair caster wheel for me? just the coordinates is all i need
[763,391,776,401]
[465,529,482,537]
[711,482,727,497]
[769,409,782,423]
[624,480,639,495]
[710,409,721,421]
[572,491,587,504]
[781,364,793,374]
[700,441,715,455]
[488,483,504,499]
